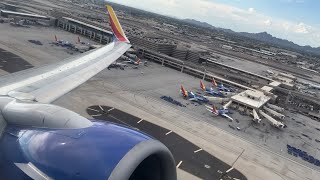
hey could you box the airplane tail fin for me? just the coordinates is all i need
[180,85,188,97]
[212,78,218,87]
[200,80,206,90]
[54,35,58,42]
[77,36,81,43]
[106,5,130,43]
[136,58,141,64]
[212,105,218,114]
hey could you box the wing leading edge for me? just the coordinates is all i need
[221,113,233,121]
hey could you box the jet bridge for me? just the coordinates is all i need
[267,103,285,112]
[252,109,261,123]
[259,110,285,128]
[263,106,285,119]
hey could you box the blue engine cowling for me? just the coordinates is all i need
[0,121,177,180]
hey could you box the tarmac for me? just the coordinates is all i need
[0,23,96,70]
[85,60,320,163]
[0,48,33,74]
[53,61,320,180]
[86,105,247,180]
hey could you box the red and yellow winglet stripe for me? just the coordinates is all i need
[200,80,205,90]
[212,78,218,87]
[106,5,129,43]
[181,85,188,97]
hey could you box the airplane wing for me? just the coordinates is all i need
[221,113,234,121]
[188,98,198,102]
[206,108,213,113]
[0,6,177,180]
[0,42,130,103]
[0,5,131,104]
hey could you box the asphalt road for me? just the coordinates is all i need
[87,105,247,180]
[0,48,34,73]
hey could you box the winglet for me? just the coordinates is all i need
[106,5,130,43]
[180,85,188,97]
[212,78,218,87]
[200,80,206,90]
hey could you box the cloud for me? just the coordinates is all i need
[294,22,309,34]
[248,8,256,13]
[282,22,290,31]
[264,19,272,26]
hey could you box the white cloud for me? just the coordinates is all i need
[264,19,272,26]
[282,22,290,31]
[294,22,309,34]
[109,0,320,47]
[248,8,256,13]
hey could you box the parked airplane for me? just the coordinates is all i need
[76,36,90,45]
[200,80,224,97]
[181,85,209,104]
[203,96,230,104]
[212,78,235,92]
[121,55,141,65]
[0,5,176,180]
[127,58,141,65]
[206,105,234,121]
[52,35,74,47]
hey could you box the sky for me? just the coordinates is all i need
[108,0,320,47]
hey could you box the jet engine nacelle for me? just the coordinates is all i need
[0,98,177,180]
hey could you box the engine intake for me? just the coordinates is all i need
[109,140,177,180]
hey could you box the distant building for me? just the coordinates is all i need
[129,35,177,56]
[57,17,113,44]
[269,81,281,87]
[1,3,18,11]
[221,45,233,50]
[162,23,177,29]
[0,10,50,21]
[233,45,276,56]
[278,52,297,58]
[214,37,236,44]
[231,89,271,110]
[272,73,296,89]
[278,73,297,81]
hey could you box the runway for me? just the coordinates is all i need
[0,48,33,73]
[87,105,247,180]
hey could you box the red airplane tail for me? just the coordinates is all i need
[106,5,130,43]
[212,78,218,87]
[136,58,141,64]
[180,85,188,97]
[212,105,218,114]
[200,80,206,90]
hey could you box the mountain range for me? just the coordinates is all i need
[183,19,320,56]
